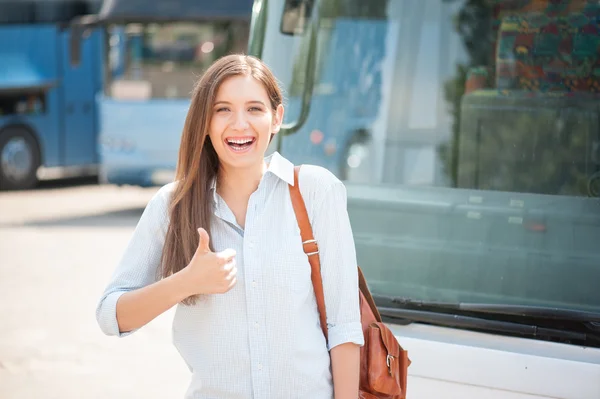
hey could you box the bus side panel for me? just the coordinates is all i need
[0,26,61,166]
[390,323,600,399]
[98,98,189,186]
[59,28,103,166]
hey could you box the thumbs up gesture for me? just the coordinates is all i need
[181,228,237,296]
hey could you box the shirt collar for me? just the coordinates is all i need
[209,151,295,203]
[264,151,295,186]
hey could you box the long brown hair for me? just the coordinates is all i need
[160,54,283,305]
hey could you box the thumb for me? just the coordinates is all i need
[197,228,211,253]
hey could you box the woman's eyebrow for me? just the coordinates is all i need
[213,100,267,107]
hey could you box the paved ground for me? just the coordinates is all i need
[0,178,190,398]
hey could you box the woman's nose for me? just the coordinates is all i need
[231,111,250,131]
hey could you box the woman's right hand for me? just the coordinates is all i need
[181,228,237,296]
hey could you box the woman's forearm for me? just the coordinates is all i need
[115,270,191,333]
[330,342,361,399]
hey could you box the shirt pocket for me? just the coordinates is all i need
[267,231,313,296]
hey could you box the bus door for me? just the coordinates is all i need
[59,28,101,166]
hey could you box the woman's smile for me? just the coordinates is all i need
[224,136,257,153]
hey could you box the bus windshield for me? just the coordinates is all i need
[105,21,249,100]
[256,0,600,321]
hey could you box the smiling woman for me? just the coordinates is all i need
[96,54,364,399]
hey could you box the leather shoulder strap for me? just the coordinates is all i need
[358,266,382,322]
[289,165,329,341]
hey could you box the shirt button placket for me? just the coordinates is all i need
[244,198,269,398]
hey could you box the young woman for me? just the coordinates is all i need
[96,54,363,399]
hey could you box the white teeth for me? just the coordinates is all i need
[227,138,253,145]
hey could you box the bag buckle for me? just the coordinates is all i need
[386,354,394,375]
[302,239,319,256]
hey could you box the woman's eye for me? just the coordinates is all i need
[249,107,263,112]
[216,107,230,112]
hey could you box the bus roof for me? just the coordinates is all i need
[95,0,254,23]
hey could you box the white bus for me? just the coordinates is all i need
[250,0,600,397]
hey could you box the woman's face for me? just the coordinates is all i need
[208,75,283,171]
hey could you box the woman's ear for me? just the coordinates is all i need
[272,104,284,134]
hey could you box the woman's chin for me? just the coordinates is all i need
[219,149,267,170]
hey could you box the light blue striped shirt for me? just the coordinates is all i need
[96,151,364,399]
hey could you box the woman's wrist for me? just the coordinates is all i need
[169,267,196,300]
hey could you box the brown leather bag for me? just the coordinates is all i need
[289,165,411,399]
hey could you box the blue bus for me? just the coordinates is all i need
[253,0,600,397]
[71,0,254,187]
[0,0,103,190]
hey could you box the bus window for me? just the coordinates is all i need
[0,91,46,117]
[105,21,250,100]
[258,0,600,333]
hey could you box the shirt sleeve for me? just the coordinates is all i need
[95,185,171,337]
[311,179,364,351]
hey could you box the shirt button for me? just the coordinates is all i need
[258,363,263,370]
[252,280,257,288]
[255,322,260,329]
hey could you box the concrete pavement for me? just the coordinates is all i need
[0,181,190,398]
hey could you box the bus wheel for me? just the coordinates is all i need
[0,126,40,191]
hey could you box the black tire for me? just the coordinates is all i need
[0,126,41,191]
